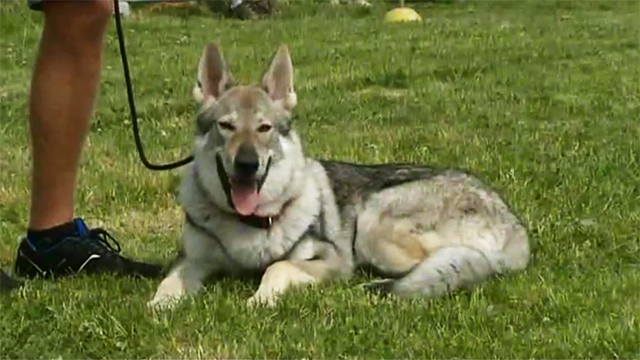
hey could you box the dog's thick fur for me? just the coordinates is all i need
[148,43,530,309]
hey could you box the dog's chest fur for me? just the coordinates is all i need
[181,164,323,271]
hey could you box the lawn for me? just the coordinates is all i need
[1,0,639,358]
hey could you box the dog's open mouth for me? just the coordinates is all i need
[216,154,271,216]
[229,180,259,216]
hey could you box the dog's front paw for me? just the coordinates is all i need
[246,290,279,308]
[147,294,182,310]
[361,279,396,297]
[147,275,186,310]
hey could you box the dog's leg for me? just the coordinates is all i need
[147,257,214,310]
[247,239,349,307]
[363,245,512,298]
[246,260,318,307]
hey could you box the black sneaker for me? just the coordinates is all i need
[0,269,22,293]
[14,218,164,279]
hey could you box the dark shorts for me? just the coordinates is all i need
[27,0,112,11]
[27,0,44,11]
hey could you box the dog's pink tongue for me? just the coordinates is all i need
[231,183,259,216]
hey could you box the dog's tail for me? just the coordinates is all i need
[384,231,529,297]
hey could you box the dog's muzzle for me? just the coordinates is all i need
[233,143,260,180]
[215,151,271,215]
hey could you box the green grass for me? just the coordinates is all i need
[1,0,639,358]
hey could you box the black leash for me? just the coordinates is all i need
[113,0,193,171]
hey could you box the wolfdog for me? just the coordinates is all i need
[148,42,529,309]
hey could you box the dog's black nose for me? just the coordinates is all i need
[234,143,260,179]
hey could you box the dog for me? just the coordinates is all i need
[148,42,530,309]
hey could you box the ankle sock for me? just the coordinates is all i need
[27,221,77,248]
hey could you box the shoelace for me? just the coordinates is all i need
[85,228,123,254]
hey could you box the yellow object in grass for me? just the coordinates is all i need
[384,7,422,23]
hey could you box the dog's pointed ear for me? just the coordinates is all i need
[261,45,297,111]
[193,42,233,105]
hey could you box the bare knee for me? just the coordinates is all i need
[41,0,112,51]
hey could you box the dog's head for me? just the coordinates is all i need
[190,42,303,217]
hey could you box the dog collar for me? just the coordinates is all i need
[236,197,294,230]
[236,213,277,229]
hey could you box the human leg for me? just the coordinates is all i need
[12,0,163,280]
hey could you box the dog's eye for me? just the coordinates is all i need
[218,122,236,131]
[257,124,273,133]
